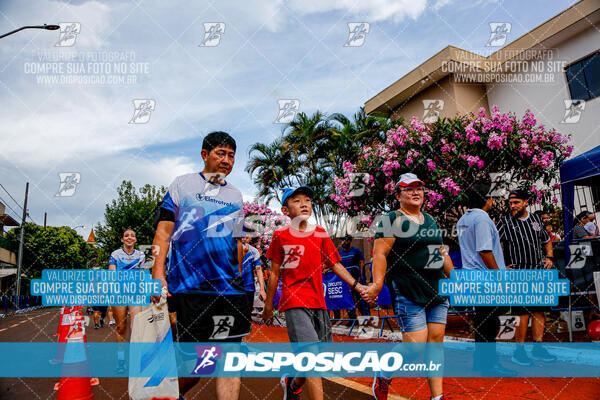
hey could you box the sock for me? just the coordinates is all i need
[431,395,443,400]
[117,350,125,361]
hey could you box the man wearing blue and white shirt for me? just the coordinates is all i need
[151,131,247,400]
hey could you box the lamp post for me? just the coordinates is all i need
[0,24,59,39]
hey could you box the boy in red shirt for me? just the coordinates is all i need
[262,186,368,400]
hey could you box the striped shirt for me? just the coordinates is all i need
[496,212,550,269]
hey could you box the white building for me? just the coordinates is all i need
[365,0,600,156]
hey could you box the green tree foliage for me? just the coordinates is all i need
[4,223,96,291]
[94,181,166,254]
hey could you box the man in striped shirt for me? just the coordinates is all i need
[496,189,556,365]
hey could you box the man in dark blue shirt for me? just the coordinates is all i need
[336,235,364,322]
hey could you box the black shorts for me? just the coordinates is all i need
[511,306,553,315]
[92,306,108,315]
[167,293,251,342]
[246,291,255,315]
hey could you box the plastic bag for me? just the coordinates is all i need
[128,294,179,400]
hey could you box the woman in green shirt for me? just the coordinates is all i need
[364,173,453,400]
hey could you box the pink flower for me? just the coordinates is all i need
[427,159,436,171]
[343,161,354,174]
[487,133,505,150]
[425,190,444,209]
[439,177,461,196]
[440,138,457,153]
[461,154,483,169]
[410,117,425,132]
[465,123,481,144]
[384,180,396,194]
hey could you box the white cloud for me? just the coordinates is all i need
[286,0,431,22]
[1,153,202,232]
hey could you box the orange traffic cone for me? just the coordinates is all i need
[55,320,94,400]
[55,307,65,337]
[51,307,74,365]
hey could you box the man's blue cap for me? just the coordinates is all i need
[280,186,314,206]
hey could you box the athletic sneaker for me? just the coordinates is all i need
[94,323,99,329]
[511,346,534,366]
[530,342,556,362]
[280,374,302,400]
[109,319,116,326]
[372,376,391,399]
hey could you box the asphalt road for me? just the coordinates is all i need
[0,307,375,400]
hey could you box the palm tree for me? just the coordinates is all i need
[246,108,397,233]
[282,111,335,225]
[246,139,297,204]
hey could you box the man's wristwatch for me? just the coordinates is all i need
[352,280,359,290]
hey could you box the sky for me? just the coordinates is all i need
[0,0,576,238]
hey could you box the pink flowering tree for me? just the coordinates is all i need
[242,201,290,254]
[331,106,573,237]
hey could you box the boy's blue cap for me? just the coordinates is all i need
[280,187,314,206]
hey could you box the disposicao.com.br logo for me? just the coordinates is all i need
[223,351,441,374]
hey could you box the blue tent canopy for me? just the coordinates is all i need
[560,144,600,248]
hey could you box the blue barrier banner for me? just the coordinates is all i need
[377,284,392,306]
[439,269,570,306]
[30,269,162,306]
[364,263,392,305]
[323,272,354,310]
[0,342,599,378]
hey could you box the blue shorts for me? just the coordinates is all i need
[392,289,449,333]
